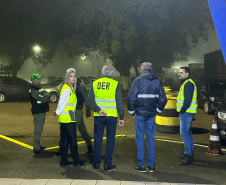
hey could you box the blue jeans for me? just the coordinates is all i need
[93,116,117,166]
[135,115,156,167]
[179,113,195,155]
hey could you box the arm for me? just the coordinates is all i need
[87,85,101,113]
[115,83,125,120]
[157,80,168,113]
[55,88,70,115]
[127,80,139,115]
[180,82,194,114]
[30,89,49,103]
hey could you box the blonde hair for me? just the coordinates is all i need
[64,68,77,93]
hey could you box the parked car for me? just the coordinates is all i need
[0,77,31,102]
[78,77,92,90]
[47,76,57,84]
[197,78,226,114]
[215,90,226,140]
[42,78,63,103]
[43,77,91,103]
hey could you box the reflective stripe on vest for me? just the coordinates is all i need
[93,77,118,117]
[177,79,198,113]
[138,94,159,98]
[58,84,77,123]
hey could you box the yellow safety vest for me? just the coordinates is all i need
[58,84,77,123]
[93,77,118,117]
[177,78,198,113]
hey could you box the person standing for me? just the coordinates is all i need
[56,80,93,155]
[29,73,50,154]
[53,68,86,167]
[88,65,125,172]
[177,67,197,165]
[127,62,167,173]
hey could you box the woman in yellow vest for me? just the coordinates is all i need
[53,68,86,167]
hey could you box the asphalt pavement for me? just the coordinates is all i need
[0,102,226,185]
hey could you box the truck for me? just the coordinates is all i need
[204,50,226,79]
[188,63,204,81]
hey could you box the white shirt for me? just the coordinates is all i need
[56,88,70,115]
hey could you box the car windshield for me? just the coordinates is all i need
[50,79,64,86]
[208,81,226,90]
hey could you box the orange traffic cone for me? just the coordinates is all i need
[206,119,222,155]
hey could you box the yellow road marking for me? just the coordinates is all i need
[0,134,127,151]
[0,134,33,150]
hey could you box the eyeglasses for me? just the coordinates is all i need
[67,68,76,73]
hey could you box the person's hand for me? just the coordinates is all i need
[119,120,124,127]
[52,111,59,118]
[99,110,107,116]
[86,110,91,118]
[130,113,135,118]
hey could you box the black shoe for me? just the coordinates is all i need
[33,149,46,154]
[73,159,86,166]
[180,154,194,161]
[93,164,100,170]
[40,146,46,150]
[104,164,116,172]
[180,154,193,165]
[134,165,146,173]
[60,160,73,167]
[56,151,61,156]
[86,145,94,154]
[147,165,155,173]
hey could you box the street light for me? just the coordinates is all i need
[33,45,41,53]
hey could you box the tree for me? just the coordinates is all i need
[0,0,74,76]
[65,0,213,89]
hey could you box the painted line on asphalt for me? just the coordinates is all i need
[0,134,33,150]
[0,134,127,151]
[45,134,127,150]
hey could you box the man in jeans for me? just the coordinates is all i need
[127,62,167,173]
[177,67,197,165]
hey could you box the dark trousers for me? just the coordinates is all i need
[60,122,79,163]
[93,116,117,166]
[33,113,46,150]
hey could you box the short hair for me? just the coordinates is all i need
[141,62,152,70]
[102,65,115,77]
[180,67,191,76]
[64,68,77,93]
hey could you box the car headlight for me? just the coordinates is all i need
[209,96,215,101]
[217,111,226,120]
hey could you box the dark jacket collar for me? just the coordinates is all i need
[180,77,190,84]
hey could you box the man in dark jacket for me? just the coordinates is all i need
[127,62,167,173]
[29,73,50,154]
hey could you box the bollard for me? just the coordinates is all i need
[156,96,179,134]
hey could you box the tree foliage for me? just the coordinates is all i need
[65,0,213,78]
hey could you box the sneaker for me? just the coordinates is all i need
[180,154,194,161]
[134,165,146,173]
[180,154,193,165]
[40,146,46,150]
[33,149,46,154]
[60,160,73,167]
[147,165,155,173]
[73,159,86,166]
[93,164,100,170]
[104,164,116,172]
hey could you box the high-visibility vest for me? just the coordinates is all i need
[177,78,198,113]
[58,84,77,123]
[93,77,118,117]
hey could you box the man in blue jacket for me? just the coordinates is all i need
[127,62,167,173]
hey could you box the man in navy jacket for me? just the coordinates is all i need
[127,62,167,173]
